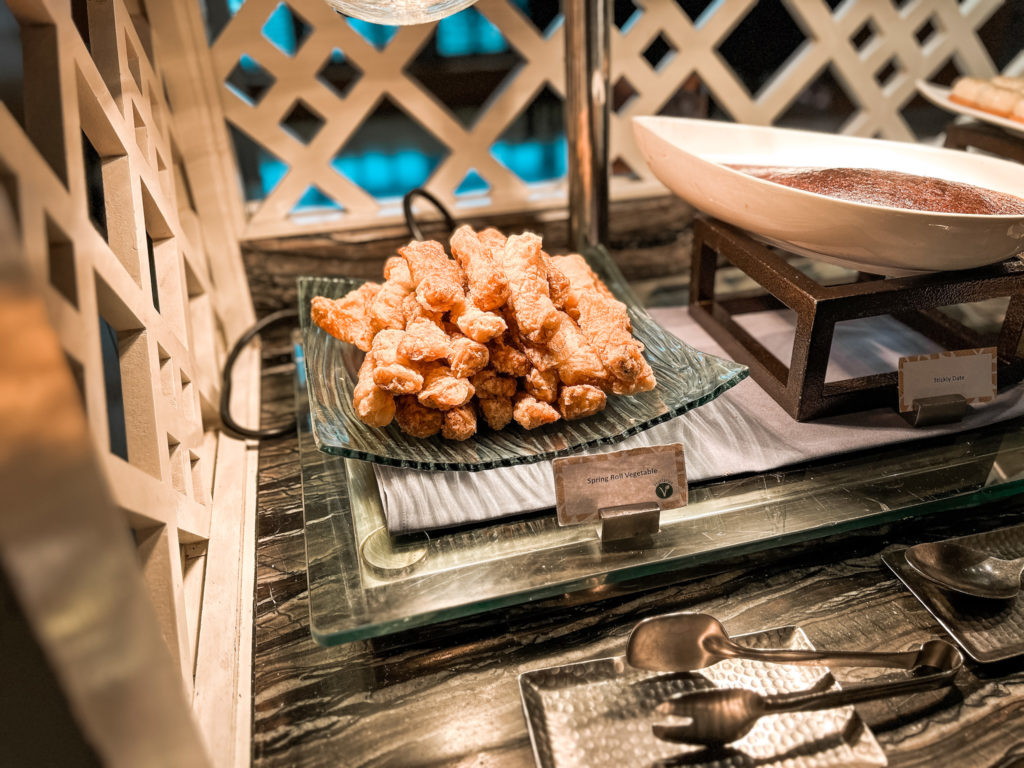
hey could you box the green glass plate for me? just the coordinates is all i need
[298,245,748,471]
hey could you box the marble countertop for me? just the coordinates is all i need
[246,199,1024,767]
[251,364,1024,768]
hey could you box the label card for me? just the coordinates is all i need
[553,444,686,526]
[898,347,997,413]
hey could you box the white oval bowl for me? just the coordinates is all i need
[632,116,1024,276]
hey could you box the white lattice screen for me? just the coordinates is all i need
[1,0,257,763]
[210,0,1020,240]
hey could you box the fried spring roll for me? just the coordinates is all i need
[450,225,509,311]
[558,384,606,421]
[370,329,423,395]
[400,239,465,312]
[418,362,475,410]
[442,404,477,441]
[512,391,560,430]
[353,354,395,427]
[310,282,380,352]
[395,396,443,438]
[502,232,561,343]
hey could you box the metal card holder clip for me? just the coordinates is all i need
[599,502,661,545]
[905,394,969,427]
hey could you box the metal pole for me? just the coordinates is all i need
[564,0,610,253]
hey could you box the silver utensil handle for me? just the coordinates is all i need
[727,645,923,669]
[764,669,957,713]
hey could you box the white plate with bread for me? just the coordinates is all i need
[917,78,1024,139]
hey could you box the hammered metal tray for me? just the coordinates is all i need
[518,626,887,768]
[883,524,1024,663]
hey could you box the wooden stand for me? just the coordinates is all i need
[689,219,1024,421]
[944,120,1024,165]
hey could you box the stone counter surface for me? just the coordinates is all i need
[251,367,1024,768]
[246,203,1024,767]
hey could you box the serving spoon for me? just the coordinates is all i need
[905,541,1024,600]
[626,613,958,672]
[652,648,962,746]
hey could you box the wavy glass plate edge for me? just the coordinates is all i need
[297,245,748,472]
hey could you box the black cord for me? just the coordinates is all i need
[219,189,459,441]
[220,308,300,440]
[402,187,457,242]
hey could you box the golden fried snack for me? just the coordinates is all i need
[400,292,444,327]
[400,239,465,312]
[449,296,507,343]
[608,366,656,396]
[551,253,617,319]
[513,392,561,430]
[554,252,654,388]
[450,225,509,311]
[502,232,562,343]
[310,282,380,352]
[546,313,607,386]
[418,362,475,410]
[525,367,558,403]
[353,354,395,427]
[477,227,507,254]
[507,313,559,372]
[442,405,477,441]
[543,254,571,310]
[478,396,513,430]
[471,368,517,399]
[399,317,451,361]
[383,255,412,283]
[370,330,423,395]
[369,258,414,332]
[395,396,443,438]
[558,384,606,421]
[575,294,653,385]
[487,335,531,377]
[448,333,489,379]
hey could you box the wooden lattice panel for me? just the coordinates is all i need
[209,0,1016,240]
[1,0,257,761]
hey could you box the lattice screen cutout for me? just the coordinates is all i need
[209,0,1017,240]
[0,0,242,700]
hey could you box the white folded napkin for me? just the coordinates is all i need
[374,307,1024,533]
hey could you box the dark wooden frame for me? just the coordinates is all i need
[688,218,1024,421]
[944,120,1024,165]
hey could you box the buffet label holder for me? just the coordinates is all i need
[553,443,687,543]
[688,217,1024,422]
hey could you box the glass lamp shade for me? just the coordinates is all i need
[324,0,478,25]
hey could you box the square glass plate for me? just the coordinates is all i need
[883,523,1024,663]
[518,625,887,768]
[298,244,747,471]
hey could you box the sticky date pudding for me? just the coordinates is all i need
[729,165,1024,215]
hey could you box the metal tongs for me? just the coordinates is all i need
[626,612,963,745]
